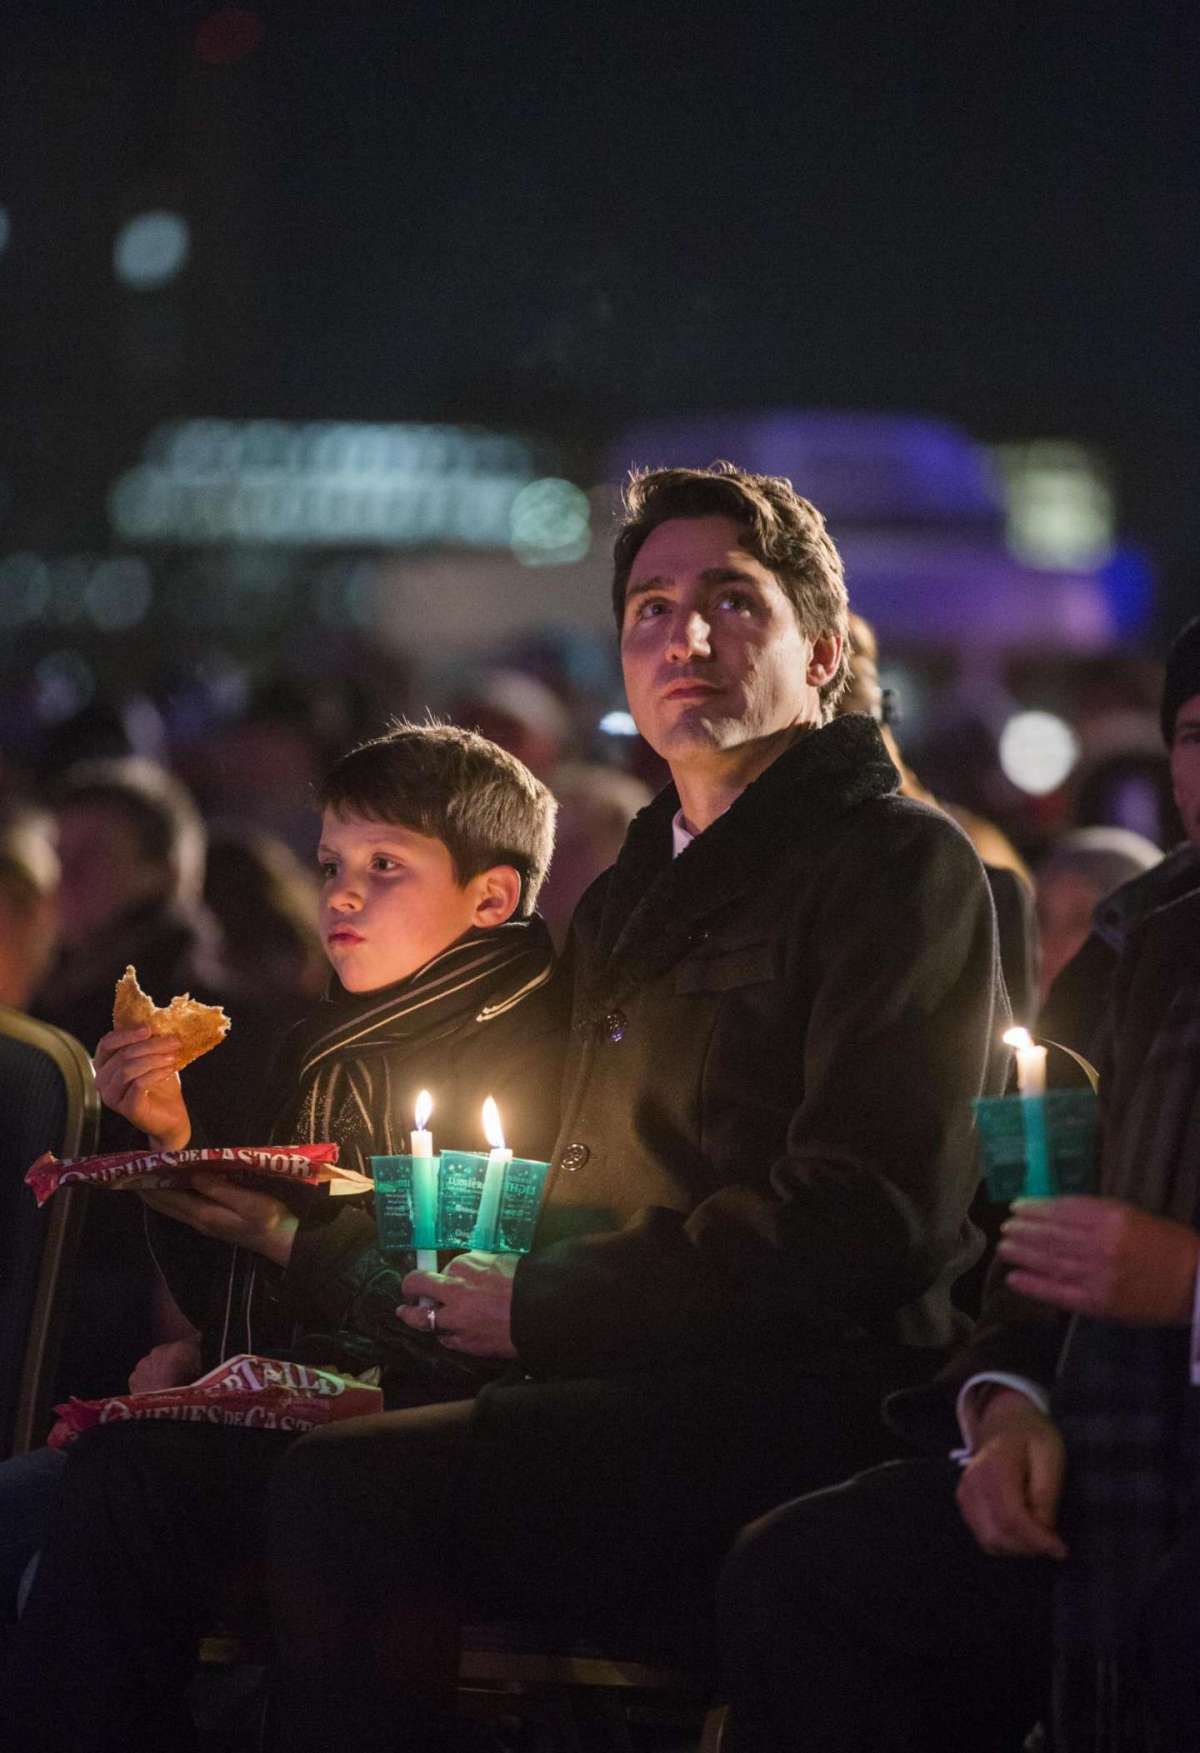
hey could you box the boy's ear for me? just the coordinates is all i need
[469,865,523,929]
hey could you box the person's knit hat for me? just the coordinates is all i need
[1161,615,1200,745]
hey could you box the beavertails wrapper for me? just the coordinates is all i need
[25,1143,373,1207]
[49,1354,383,1449]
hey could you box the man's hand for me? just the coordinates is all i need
[396,1251,518,1358]
[94,1026,191,1151]
[127,1338,203,1394]
[139,1173,299,1268]
[956,1388,1068,1560]
[999,1196,1200,1325]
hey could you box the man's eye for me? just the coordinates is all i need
[633,599,665,621]
[716,589,752,613]
[318,861,337,879]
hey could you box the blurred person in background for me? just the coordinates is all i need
[841,613,1038,1025]
[449,667,571,783]
[1035,827,1162,1009]
[1041,615,1200,1062]
[32,757,285,1398]
[203,826,326,1017]
[538,761,652,947]
[0,807,59,1010]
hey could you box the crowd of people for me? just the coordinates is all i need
[0,461,1197,1752]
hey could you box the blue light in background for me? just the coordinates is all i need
[1099,544,1154,637]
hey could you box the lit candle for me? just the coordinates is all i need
[1002,1028,1051,1196]
[411,1089,438,1272]
[471,1096,511,1249]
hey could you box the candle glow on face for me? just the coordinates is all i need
[482,1096,505,1154]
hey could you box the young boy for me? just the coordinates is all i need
[94,719,566,1396]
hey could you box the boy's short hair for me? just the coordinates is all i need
[317,722,556,916]
[611,462,851,717]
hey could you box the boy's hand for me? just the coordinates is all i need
[139,1173,299,1268]
[128,1337,203,1393]
[956,1388,1068,1560]
[999,1196,1200,1325]
[94,1026,191,1152]
[397,1251,518,1358]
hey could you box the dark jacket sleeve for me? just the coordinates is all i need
[513,810,1007,1375]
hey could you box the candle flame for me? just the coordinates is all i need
[482,1096,505,1152]
[1003,1027,1034,1050]
[415,1089,433,1130]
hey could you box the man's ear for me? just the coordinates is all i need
[806,633,842,689]
[470,865,523,929]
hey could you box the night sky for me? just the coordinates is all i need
[4,2,1198,626]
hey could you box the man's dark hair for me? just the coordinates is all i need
[611,463,852,716]
[317,721,556,916]
[53,756,206,902]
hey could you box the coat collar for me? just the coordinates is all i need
[584,714,899,1009]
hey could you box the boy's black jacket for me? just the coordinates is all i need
[144,919,566,1402]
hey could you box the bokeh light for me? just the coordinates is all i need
[34,650,97,723]
[0,206,10,258]
[0,553,49,627]
[84,557,153,630]
[113,211,191,290]
[998,710,1080,796]
[510,478,591,566]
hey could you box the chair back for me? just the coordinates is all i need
[0,1007,99,1456]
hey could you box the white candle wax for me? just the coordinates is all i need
[1003,1027,1048,1098]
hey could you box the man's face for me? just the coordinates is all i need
[619,516,831,765]
[318,809,488,993]
[1170,692,1200,845]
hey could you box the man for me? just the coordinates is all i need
[1039,613,1200,1054]
[4,465,1005,1753]
[718,620,1200,1753]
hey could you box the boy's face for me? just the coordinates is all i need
[318,809,492,993]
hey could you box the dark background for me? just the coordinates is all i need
[1,1,1197,631]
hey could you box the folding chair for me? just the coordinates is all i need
[456,1616,728,1751]
[0,1006,100,1457]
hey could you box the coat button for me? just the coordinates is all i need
[604,1009,627,1043]
[560,1142,589,1172]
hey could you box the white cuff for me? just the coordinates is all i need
[1189,1263,1200,1385]
[950,1371,1052,1464]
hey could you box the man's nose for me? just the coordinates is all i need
[665,610,713,662]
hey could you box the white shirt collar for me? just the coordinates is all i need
[671,809,696,858]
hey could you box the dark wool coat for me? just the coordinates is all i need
[511,715,1008,1382]
[892,882,1200,1449]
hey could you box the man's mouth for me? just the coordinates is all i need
[662,680,723,701]
[327,928,365,946]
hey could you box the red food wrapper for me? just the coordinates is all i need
[24,1143,372,1207]
[49,1353,384,1449]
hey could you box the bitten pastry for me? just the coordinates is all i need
[112,964,231,1070]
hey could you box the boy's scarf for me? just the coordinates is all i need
[271,918,554,1178]
[1050,972,1200,1753]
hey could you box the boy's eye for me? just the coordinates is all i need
[370,854,402,872]
[318,860,337,879]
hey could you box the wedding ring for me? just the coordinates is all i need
[425,1303,438,1335]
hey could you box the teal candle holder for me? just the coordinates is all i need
[369,1151,552,1259]
[973,1089,1099,1202]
